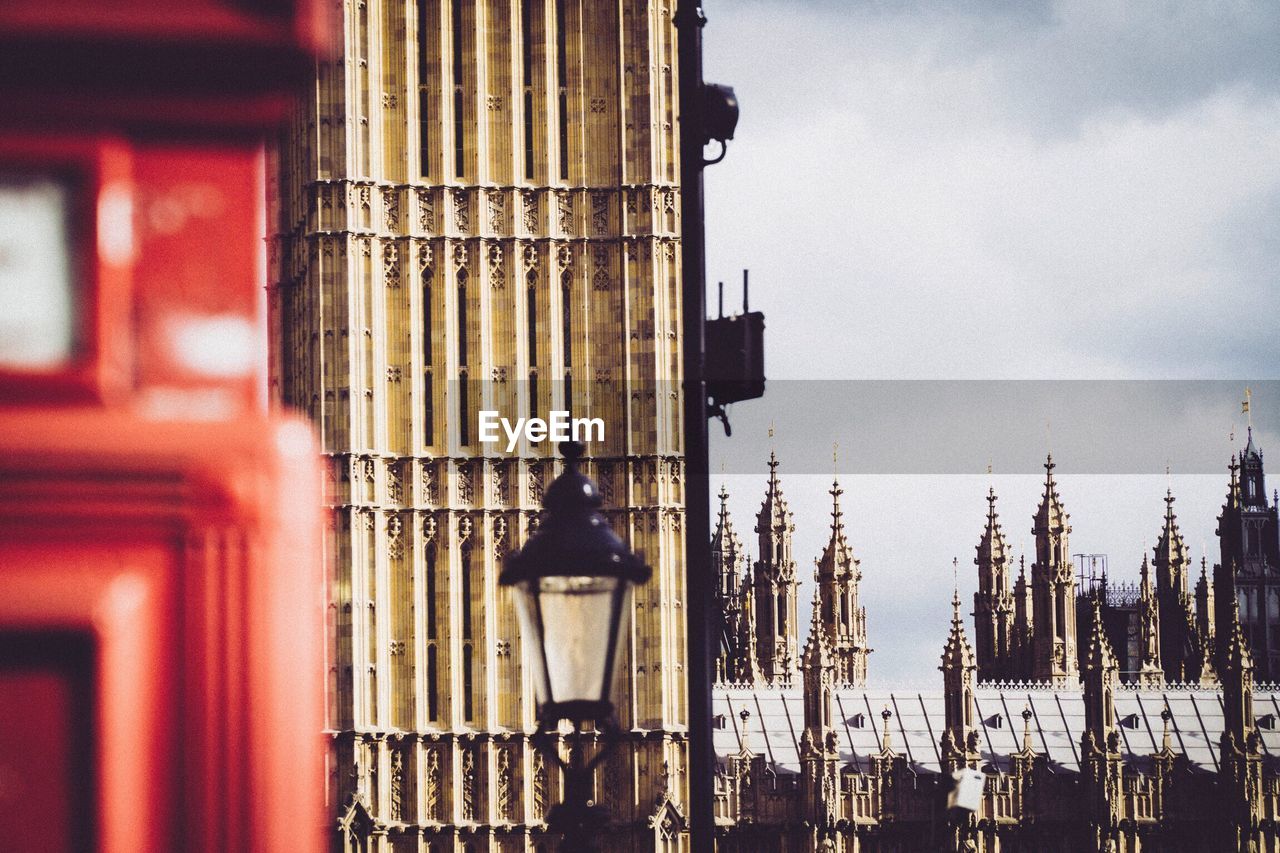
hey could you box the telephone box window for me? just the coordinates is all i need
[0,176,76,369]
[0,630,96,852]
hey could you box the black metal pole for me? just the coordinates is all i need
[674,2,716,850]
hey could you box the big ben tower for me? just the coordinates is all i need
[269,2,689,850]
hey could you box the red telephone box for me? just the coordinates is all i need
[0,3,327,851]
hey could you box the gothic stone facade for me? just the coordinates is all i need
[714,454,871,689]
[711,439,1280,852]
[975,438,1280,690]
[269,2,691,850]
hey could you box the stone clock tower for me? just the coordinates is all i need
[268,1,689,849]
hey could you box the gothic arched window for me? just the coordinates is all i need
[426,541,439,721]
[521,0,537,180]
[463,641,475,722]
[561,269,573,412]
[457,268,470,445]
[528,270,539,420]
[422,267,434,446]
[555,0,569,180]
[461,542,475,721]
[416,0,431,178]
[452,0,466,178]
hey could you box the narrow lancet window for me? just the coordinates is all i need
[555,0,569,181]
[452,0,466,178]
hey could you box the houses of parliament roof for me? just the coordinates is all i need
[714,684,1280,777]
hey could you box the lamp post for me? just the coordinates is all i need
[675,2,743,850]
[501,440,651,853]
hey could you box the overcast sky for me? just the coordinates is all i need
[702,0,1280,683]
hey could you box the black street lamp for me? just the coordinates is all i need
[501,440,651,853]
[675,2,753,849]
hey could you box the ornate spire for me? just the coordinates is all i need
[1195,553,1213,637]
[1153,487,1190,594]
[764,450,784,511]
[975,486,1014,681]
[1226,456,1241,511]
[1151,485,1198,683]
[800,575,840,834]
[816,478,853,577]
[733,572,763,684]
[804,581,828,660]
[1220,596,1257,756]
[942,572,974,671]
[976,486,1010,575]
[1243,424,1260,462]
[1083,597,1118,680]
[712,485,752,685]
[879,706,894,755]
[713,484,744,586]
[1222,596,1253,675]
[755,449,794,560]
[753,450,799,684]
[1033,453,1069,533]
[1010,552,1033,678]
[941,566,978,771]
[1238,421,1266,509]
[812,474,869,686]
[1020,705,1035,754]
[1081,597,1118,751]
[1030,454,1077,686]
[1137,554,1163,687]
[714,483,734,537]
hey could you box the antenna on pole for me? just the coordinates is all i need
[743,269,750,312]
[717,281,724,318]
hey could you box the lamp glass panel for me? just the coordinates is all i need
[0,176,76,369]
[512,581,553,704]
[518,575,622,706]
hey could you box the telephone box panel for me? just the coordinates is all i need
[0,411,324,852]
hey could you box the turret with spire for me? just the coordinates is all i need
[1152,486,1197,682]
[1081,598,1119,751]
[1194,554,1218,686]
[813,475,870,686]
[1154,485,1192,598]
[974,486,1015,681]
[753,451,800,683]
[1219,596,1264,851]
[1031,454,1079,686]
[1215,419,1280,681]
[1214,456,1244,657]
[1080,598,1123,847]
[1241,424,1266,510]
[1011,553,1034,678]
[1137,553,1164,688]
[941,565,979,772]
[732,571,763,684]
[800,593,840,838]
[713,485,758,684]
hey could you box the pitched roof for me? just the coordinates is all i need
[714,683,1280,777]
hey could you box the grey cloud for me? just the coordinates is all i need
[699,1,1280,679]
